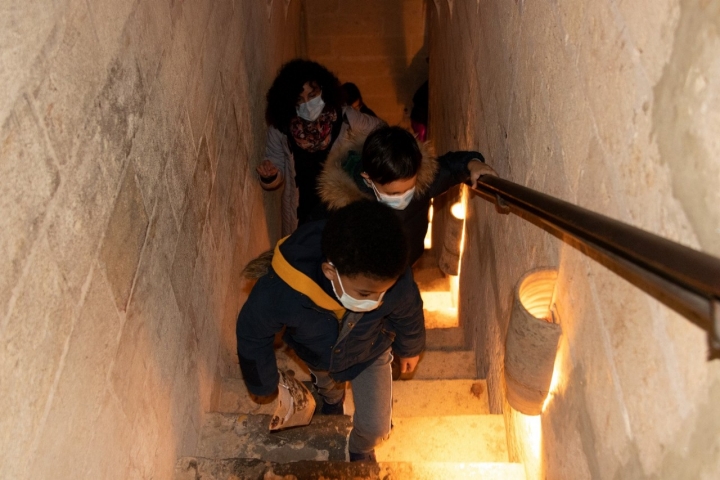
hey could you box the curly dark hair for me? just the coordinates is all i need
[321,201,408,280]
[362,126,422,184]
[265,59,342,129]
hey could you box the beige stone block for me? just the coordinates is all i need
[110,302,152,424]
[208,107,240,247]
[32,1,108,166]
[45,143,115,296]
[100,162,150,312]
[164,110,197,226]
[122,0,173,91]
[82,391,134,479]
[85,0,136,61]
[129,89,174,213]
[27,267,122,479]
[0,237,74,478]
[170,0,214,68]
[0,0,62,126]
[575,1,638,160]
[154,18,193,123]
[615,0,678,82]
[185,0,233,146]
[125,191,183,386]
[187,137,214,227]
[0,95,60,316]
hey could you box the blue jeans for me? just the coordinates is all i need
[310,347,393,455]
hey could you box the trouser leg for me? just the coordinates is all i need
[348,348,393,455]
[308,368,345,405]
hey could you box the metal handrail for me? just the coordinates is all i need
[471,175,720,358]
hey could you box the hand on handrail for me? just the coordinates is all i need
[468,159,498,188]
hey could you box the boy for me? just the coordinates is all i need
[317,126,497,265]
[236,201,425,462]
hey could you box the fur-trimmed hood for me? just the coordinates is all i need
[317,131,438,210]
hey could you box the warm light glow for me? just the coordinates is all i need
[420,291,456,311]
[542,337,565,412]
[424,203,434,249]
[518,271,558,322]
[520,413,542,459]
[420,291,458,328]
[451,201,465,219]
[450,274,460,309]
[542,360,563,411]
[452,188,468,309]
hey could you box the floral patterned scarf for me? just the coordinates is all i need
[289,109,338,153]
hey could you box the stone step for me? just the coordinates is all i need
[408,349,476,380]
[376,415,508,463]
[195,413,351,462]
[421,290,458,330]
[425,326,466,350]
[391,379,489,417]
[176,457,527,480]
[414,266,450,292]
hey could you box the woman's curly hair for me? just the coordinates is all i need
[265,59,342,130]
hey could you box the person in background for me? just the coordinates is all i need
[257,60,384,235]
[341,82,377,118]
[237,201,425,462]
[410,80,428,142]
[317,126,497,266]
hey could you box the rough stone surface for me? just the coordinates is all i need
[376,415,509,463]
[430,0,720,479]
[411,350,477,380]
[391,379,490,417]
[196,413,352,462]
[0,0,304,477]
[175,457,527,480]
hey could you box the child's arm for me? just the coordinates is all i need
[385,270,426,364]
[427,150,491,198]
[235,276,288,397]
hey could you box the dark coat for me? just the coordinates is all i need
[236,220,425,397]
[317,134,485,265]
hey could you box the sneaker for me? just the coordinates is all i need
[349,450,377,462]
[320,392,345,415]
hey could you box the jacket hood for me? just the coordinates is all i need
[317,131,438,210]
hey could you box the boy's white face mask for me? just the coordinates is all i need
[296,95,325,122]
[330,265,385,312]
[370,181,415,210]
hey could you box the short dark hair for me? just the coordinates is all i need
[322,201,408,280]
[265,59,342,129]
[362,126,422,184]
[341,82,362,105]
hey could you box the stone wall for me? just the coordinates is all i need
[0,0,302,477]
[305,0,428,126]
[429,0,720,478]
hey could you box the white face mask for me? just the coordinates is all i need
[296,94,325,121]
[370,181,416,210]
[330,265,385,312]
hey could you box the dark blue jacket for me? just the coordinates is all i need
[236,220,425,396]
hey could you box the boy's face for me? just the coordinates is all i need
[361,173,417,196]
[321,262,397,301]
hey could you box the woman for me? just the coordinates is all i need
[257,59,384,235]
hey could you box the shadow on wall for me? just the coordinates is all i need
[378,0,431,119]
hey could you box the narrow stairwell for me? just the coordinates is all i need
[175,252,525,479]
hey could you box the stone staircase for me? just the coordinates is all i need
[175,252,525,479]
